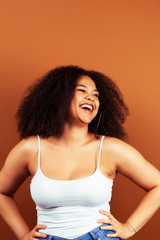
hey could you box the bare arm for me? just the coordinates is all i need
[0,138,46,240]
[98,138,160,239]
[116,140,160,233]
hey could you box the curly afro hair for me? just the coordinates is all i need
[16,65,129,139]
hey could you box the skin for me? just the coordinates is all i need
[0,76,160,240]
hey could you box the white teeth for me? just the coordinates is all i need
[81,104,93,111]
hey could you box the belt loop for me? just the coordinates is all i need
[89,232,97,240]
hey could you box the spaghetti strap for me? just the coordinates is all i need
[97,136,105,168]
[37,135,41,169]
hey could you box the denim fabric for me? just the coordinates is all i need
[38,224,120,240]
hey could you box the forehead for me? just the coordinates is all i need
[77,75,97,89]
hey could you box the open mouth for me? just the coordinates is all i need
[80,104,94,112]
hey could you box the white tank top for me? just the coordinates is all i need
[30,135,113,239]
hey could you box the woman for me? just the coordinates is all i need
[0,66,159,240]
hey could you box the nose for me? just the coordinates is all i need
[85,94,94,101]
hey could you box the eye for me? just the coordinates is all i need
[93,93,99,98]
[77,88,86,93]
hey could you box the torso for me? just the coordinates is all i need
[28,134,117,181]
[29,134,115,238]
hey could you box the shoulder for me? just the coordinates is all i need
[13,136,38,153]
[102,137,160,190]
[102,136,145,166]
[6,136,39,166]
[102,136,132,153]
[0,136,41,195]
[20,135,39,151]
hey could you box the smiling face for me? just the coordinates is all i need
[67,75,100,126]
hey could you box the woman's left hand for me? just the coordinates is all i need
[97,210,136,239]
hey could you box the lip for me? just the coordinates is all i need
[79,103,95,112]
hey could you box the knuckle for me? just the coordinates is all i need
[110,220,113,224]
[108,225,113,230]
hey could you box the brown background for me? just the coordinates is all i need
[0,0,160,239]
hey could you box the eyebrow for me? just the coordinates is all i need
[76,84,99,92]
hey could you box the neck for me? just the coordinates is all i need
[58,123,91,146]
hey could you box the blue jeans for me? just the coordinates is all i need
[38,224,120,240]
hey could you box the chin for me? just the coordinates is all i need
[79,117,94,125]
[78,113,97,125]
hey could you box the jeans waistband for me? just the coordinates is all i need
[45,225,101,240]
[40,224,120,240]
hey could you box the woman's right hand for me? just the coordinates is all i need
[22,225,47,240]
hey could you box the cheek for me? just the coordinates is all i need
[73,92,82,102]
[69,95,81,113]
[96,100,100,111]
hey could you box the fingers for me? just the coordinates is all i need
[34,232,47,239]
[99,210,116,220]
[100,225,113,230]
[97,210,121,238]
[106,232,119,238]
[34,225,47,231]
[97,211,136,239]
[97,210,115,224]
[34,225,47,239]
[29,225,47,239]
[22,225,47,240]
[100,224,119,238]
